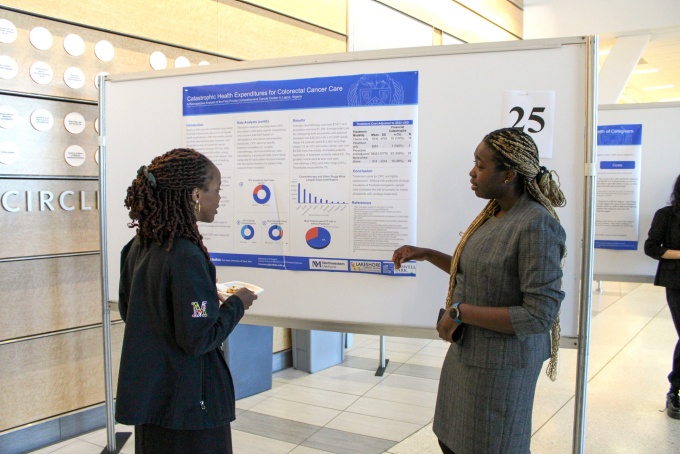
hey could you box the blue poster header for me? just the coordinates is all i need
[597,124,642,146]
[183,71,419,116]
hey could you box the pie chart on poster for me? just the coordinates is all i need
[306,227,331,249]
[268,225,283,241]
[241,224,255,240]
[253,184,271,204]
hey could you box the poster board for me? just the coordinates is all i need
[594,102,680,283]
[103,37,591,338]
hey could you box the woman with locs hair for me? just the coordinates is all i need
[115,148,257,453]
[644,173,680,420]
[392,128,567,453]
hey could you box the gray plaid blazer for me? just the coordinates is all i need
[451,193,567,369]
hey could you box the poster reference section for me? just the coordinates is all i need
[182,72,418,275]
[594,124,643,250]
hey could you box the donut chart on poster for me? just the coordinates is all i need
[241,224,255,240]
[268,224,283,240]
[253,184,271,204]
[305,227,331,250]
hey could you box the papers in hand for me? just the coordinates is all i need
[216,281,264,299]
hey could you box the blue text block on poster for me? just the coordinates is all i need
[597,124,642,146]
[183,72,419,116]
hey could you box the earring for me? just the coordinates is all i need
[194,199,201,214]
[504,179,510,184]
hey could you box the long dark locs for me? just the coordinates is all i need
[124,148,213,259]
[670,173,680,215]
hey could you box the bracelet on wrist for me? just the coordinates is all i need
[449,302,462,323]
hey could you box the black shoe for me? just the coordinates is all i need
[667,391,680,420]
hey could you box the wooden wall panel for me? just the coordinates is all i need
[3,1,346,62]
[0,94,99,177]
[379,0,520,42]
[0,179,100,258]
[0,324,123,432]
[244,0,347,34]
[1,1,221,59]
[0,255,121,342]
[0,8,235,102]
[457,0,523,37]
[216,0,346,60]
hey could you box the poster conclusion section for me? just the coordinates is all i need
[182,72,419,275]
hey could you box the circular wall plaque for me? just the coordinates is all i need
[94,71,109,89]
[64,144,86,167]
[0,141,19,165]
[0,19,18,44]
[64,112,86,134]
[64,66,86,89]
[0,55,19,80]
[174,56,190,68]
[0,105,19,129]
[149,51,167,70]
[30,61,54,84]
[94,40,115,62]
[29,27,53,50]
[63,33,85,56]
[30,108,54,132]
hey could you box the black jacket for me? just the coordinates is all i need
[116,237,244,429]
[644,206,680,289]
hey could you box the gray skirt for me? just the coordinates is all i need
[433,345,543,454]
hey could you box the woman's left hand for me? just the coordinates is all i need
[436,308,461,342]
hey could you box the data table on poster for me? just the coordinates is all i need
[352,120,413,165]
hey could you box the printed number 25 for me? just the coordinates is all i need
[509,106,545,133]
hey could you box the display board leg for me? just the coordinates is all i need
[375,335,389,376]
[99,432,131,454]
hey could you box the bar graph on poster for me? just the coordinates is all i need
[182,72,419,276]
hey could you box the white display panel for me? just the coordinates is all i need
[594,102,680,282]
[103,38,591,338]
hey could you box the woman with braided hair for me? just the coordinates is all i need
[116,148,257,453]
[392,128,566,453]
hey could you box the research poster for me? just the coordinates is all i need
[594,124,643,250]
[182,72,419,275]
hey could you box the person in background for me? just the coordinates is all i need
[116,148,257,453]
[644,173,680,420]
[392,128,566,454]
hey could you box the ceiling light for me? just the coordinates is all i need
[661,97,680,102]
[632,68,659,74]
[643,85,674,90]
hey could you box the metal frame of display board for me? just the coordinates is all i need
[97,37,599,453]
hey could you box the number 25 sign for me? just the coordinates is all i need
[501,90,555,158]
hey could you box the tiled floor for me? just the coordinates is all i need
[27,282,680,453]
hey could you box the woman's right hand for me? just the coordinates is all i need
[234,287,257,310]
[391,245,428,269]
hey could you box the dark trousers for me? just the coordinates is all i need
[135,423,232,454]
[668,288,680,390]
[439,439,456,454]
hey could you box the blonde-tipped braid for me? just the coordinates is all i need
[445,128,566,381]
